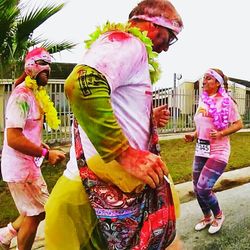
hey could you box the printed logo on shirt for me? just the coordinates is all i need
[77,67,110,97]
[77,69,92,96]
[197,107,208,117]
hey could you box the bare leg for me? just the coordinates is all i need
[11,214,25,232]
[17,212,45,250]
[0,216,24,246]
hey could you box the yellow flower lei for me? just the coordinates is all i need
[25,75,60,130]
[85,21,161,84]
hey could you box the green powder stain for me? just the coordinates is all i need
[18,101,29,117]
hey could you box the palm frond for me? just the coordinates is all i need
[0,0,19,10]
[0,1,76,79]
[40,41,77,55]
[0,0,20,46]
[13,36,45,59]
[16,3,64,43]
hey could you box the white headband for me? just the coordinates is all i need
[205,69,224,84]
[130,15,182,34]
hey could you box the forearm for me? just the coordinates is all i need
[193,130,198,139]
[191,130,198,141]
[75,98,129,162]
[66,65,129,162]
[220,120,243,136]
[7,128,43,157]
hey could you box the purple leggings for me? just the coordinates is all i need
[193,156,227,217]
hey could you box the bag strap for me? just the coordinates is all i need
[148,106,161,155]
[73,118,87,169]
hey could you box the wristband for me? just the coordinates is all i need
[41,148,49,158]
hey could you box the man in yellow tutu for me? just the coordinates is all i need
[45,0,183,249]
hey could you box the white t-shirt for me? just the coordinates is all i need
[1,83,43,182]
[64,31,153,180]
[194,95,241,163]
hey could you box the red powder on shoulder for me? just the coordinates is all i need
[108,31,130,42]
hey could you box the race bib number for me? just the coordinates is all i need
[34,156,45,168]
[195,139,210,158]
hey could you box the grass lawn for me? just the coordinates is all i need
[0,161,65,227]
[160,131,250,183]
[0,132,250,226]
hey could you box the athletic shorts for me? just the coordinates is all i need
[7,176,49,216]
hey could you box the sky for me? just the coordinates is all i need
[23,0,250,88]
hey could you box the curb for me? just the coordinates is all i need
[176,166,250,203]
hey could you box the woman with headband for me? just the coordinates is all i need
[185,68,243,234]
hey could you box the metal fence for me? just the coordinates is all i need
[0,80,72,144]
[153,85,250,134]
[1,80,250,144]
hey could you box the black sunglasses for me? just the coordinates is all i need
[167,28,178,46]
[35,60,51,66]
[153,23,178,47]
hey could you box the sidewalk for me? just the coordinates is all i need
[9,165,250,249]
[177,183,250,249]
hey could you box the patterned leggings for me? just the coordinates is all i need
[193,156,227,217]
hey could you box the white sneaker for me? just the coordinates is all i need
[0,223,17,249]
[194,216,213,231]
[208,213,225,234]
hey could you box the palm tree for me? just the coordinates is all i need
[0,0,76,80]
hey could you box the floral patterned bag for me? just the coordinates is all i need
[74,119,176,249]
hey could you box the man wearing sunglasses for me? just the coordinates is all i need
[45,0,184,249]
[0,48,65,250]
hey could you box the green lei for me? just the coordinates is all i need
[84,21,161,84]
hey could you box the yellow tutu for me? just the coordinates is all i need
[44,175,105,250]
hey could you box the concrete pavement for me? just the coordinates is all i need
[9,166,250,249]
[177,183,250,250]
